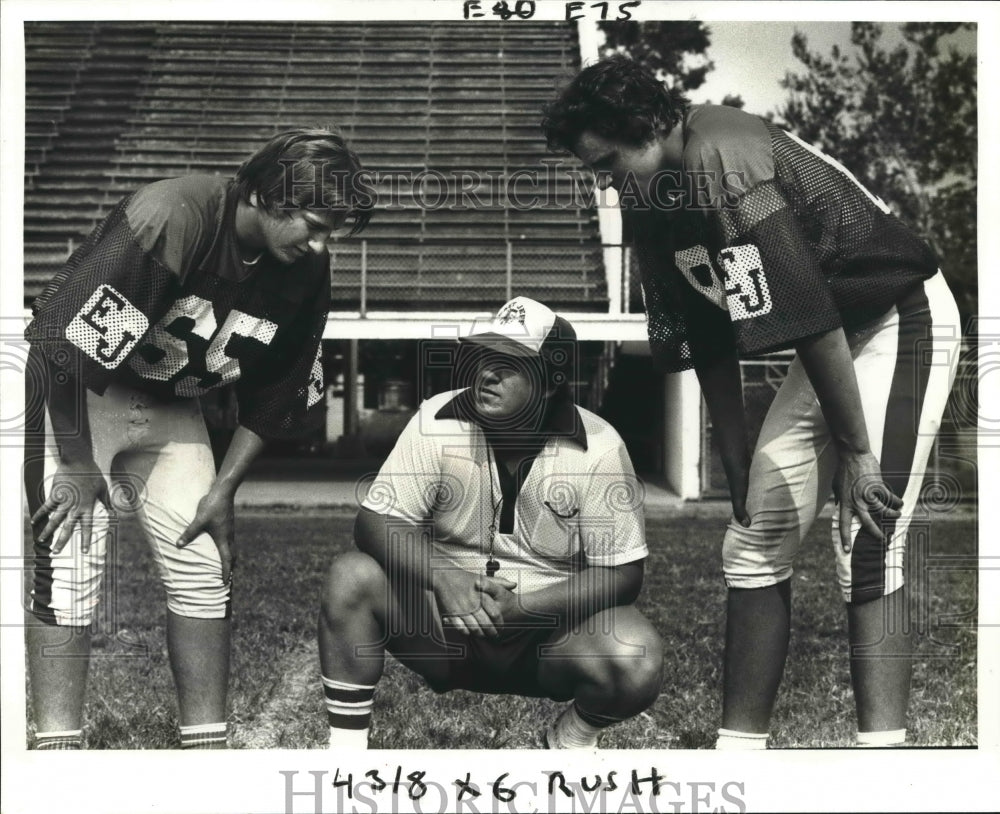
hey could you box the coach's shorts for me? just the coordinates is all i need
[380,577,570,699]
[428,623,571,698]
[722,271,960,604]
[24,380,228,625]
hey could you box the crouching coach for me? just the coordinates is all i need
[318,297,664,749]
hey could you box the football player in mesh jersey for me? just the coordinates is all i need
[318,297,663,749]
[543,56,960,748]
[23,129,372,749]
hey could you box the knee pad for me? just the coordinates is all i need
[164,579,231,619]
[30,512,110,627]
[835,521,906,604]
[29,593,102,628]
[722,520,796,590]
[156,531,230,619]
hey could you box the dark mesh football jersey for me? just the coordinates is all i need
[629,105,939,372]
[26,175,330,439]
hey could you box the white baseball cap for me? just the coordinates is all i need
[460,297,576,358]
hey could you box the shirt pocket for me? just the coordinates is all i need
[526,478,582,560]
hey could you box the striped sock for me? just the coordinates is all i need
[179,722,228,749]
[545,702,618,749]
[323,676,375,749]
[715,728,768,750]
[34,729,83,750]
[857,729,906,747]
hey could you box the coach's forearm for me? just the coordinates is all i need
[354,506,439,588]
[512,560,643,624]
[795,327,871,454]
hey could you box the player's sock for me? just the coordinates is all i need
[323,676,375,749]
[34,729,83,750]
[179,722,228,749]
[715,728,768,750]
[857,729,906,747]
[545,702,615,749]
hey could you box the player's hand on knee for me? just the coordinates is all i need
[32,463,112,555]
[834,450,903,552]
[176,486,237,585]
[731,493,751,529]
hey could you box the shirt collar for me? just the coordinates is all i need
[434,388,588,451]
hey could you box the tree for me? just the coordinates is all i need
[779,23,977,322]
[598,21,713,92]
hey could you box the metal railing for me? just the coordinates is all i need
[326,237,612,315]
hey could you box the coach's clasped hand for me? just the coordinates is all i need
[833,450,903,553]
[434,568,517,638]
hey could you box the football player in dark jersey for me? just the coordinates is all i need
[23,129,372,749]
[543,56,960,748]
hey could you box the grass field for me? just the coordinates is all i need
[23,504,978,750]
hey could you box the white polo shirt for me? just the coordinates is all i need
[361,389,648,594]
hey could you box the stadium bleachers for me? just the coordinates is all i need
[23,21,606,311]
[25,23,160,291]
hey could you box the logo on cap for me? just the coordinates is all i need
[497,301,527,326]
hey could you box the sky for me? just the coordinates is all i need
[685,20,978,117]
